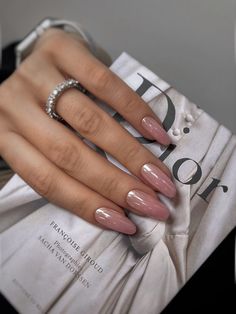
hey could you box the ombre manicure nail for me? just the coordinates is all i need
[141,163,176,198]
[95,208,136,234]
[126,190,170,221]
[142,116,171,146]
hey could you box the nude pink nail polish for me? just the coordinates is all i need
[126,190,170,221]
[142,116,171,146]
[95,208,136,234]
[141,163,176,198]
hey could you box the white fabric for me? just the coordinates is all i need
[0,52,235,314]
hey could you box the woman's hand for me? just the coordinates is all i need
[0,28,176,234]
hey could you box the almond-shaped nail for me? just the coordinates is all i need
[126,190,170,221]
[142,116,171,146]
[95,208,136,234]
[141,163,176,198]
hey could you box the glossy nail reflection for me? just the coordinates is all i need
[95,207,136,234]
[142,116,171,146]
[141,163,176,198]
[126,190,170,221]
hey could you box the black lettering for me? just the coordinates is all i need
[173,158,202,185]
[198,178,228,203]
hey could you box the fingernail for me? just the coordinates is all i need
[142,116,171,146]
[95,208,136,234]
[141,163,176,198]
[126,190,170,221]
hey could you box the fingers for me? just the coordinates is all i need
[57,91,175,195]
[17,50,175,198]
[11,99,170,221]
[0,132,137,235]
[0,30,177,237]
[45,30,171,145]
[54,89,176,197]
[3,70,171,221]
[1,37,176,225]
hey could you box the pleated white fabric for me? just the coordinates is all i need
[0,52,235,314]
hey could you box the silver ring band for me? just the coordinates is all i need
[45,78,87,121]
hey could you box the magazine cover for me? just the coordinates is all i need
[0,52,236,314]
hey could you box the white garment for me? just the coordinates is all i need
[0,52,235,314]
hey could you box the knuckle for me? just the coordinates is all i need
[50,140,80,171]
[71,197,88,219]
[122,143,143,165]
[100,176,119,199]
[90,68,112,92]
[35,44,52,60]
[59,97,74,115]
[121,95,138,114]
[75,107,103,137]
[35,28,68,57]
[0,72,25,112]
[28,169,53,198]
[16,60,33,81]
[17,50,50,80]
[1,70,22,93]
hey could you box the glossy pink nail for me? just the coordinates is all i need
[141,163,176,198]
[95,208,136,234]
[142,116,171,146]
[126,190,170,221]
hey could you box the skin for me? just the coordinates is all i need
[0,28,176,233]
